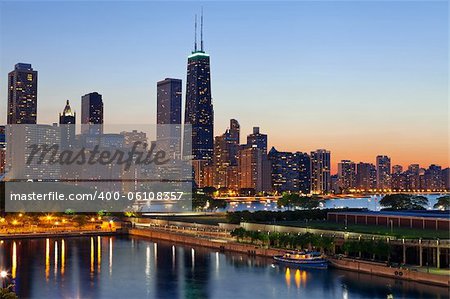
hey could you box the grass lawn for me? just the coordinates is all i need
[276,220,450,239]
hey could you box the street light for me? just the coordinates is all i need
[0,270,7,288]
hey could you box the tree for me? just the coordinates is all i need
[433,195,450,210]
[277,193,323,210]
[0,285,18,299]
[380,194,428,210]
[192,193,226,211]
[230,227,246,242]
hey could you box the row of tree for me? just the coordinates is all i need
[341,239,390,260]
[379,194,450,210]
[230,228,334,252]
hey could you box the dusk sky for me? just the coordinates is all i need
[0,1,448,172]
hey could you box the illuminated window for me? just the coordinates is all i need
[27,74,33,81]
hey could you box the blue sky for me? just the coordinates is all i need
[0,1,448,170]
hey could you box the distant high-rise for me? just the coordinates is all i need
[0,126,5,175]
[213,119,240,188]
[376,155,391,190]
[7,63,38,124]
[81,92,103,135]
[157,78,182,156]
[238,146,271,193]
[268,147,311,194]
[59,100,76,148]
[310,149,331,194]
[337,160,356,192]
[356,162,376,191]
[184,12,214,163]
[247,127,268,154]
[424,164,443,191]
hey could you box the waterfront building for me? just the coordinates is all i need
[356,162,377,191]
[424,164,443,191]
[337,160,356,193]
[184,13,214,163]
[6,124,60,180]
[157,78,182,157]
[81,92,103,135]
[310,149,331,194]
[0,126,5,175]
[268,147,311,194]
[442,168,450,191]
[7,63,38,124]
[376,155,391,190]
[406,164,420,190]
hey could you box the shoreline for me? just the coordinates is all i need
[0,229,120,240]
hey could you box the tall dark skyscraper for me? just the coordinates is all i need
[81,92,103,135]
[184,12,214,163]
[7,63,38,124]
[59,100,76,149]
[157,78,182,156]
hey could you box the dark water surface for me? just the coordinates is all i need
[0,236,447,299]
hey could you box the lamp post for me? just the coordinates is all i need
[1,270,7,288]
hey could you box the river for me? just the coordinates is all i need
[0,236,447,299]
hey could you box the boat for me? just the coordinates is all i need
[273,251,328,269]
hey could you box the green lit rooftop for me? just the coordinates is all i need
[188,51,210,59]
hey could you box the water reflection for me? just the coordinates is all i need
[0,236,446,299]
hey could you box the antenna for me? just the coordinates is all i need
[200,7,204,51]
[194,14,198,52]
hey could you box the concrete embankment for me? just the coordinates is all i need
[329,257,450,287]
[129,228,283,257]
[0,230,120,240]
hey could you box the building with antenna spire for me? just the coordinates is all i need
[59,100,76,149]
[184,9,214,170]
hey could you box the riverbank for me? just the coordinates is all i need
[329,256,450,287]
[0,229,121,240]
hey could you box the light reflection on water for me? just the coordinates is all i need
[0,236,447,299]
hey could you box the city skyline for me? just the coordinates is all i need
[0,1,448,172]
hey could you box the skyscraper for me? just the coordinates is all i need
[213,119,240,188]
[376,155,391,190]
[7,63,38,124]
[184,12,214,163]
[81,92,103,135]
[246,127,268,154]
[0,126,5,175]
[310,149,331,194]
[337,160,356,192]
[238,146,271,193]
[59,100,76,149]
[268,147,311,194]
[356,162,377,191]
[157,78,182,156]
